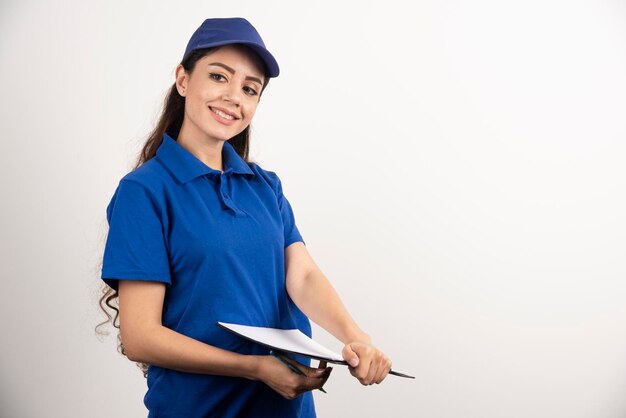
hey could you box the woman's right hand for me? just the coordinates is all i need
[253,354,332,399]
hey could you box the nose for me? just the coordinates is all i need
[222,82,242,106]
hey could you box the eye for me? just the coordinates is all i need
[209,73,226,82]
[243,86,259,96]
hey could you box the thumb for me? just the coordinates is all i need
[342,344,360,367]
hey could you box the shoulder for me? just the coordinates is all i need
[247,161,282,191]
[106,158,171,216]
[116,158,170,196]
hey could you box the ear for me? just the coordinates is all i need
[175,64,188,97]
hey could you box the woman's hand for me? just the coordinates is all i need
[254,354,332,400]
[342,342,392,385]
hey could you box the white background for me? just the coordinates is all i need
[1,1,625,417]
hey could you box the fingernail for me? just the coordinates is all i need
[349,358,358,367]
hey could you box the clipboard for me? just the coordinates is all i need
[217,321,415,379]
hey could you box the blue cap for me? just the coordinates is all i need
[182,17,280,78]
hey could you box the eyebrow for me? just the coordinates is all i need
[208,62,264,86]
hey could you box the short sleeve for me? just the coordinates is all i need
[101,179,171,291]
[273,174,306,249]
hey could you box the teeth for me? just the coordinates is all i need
[211,107,235,120]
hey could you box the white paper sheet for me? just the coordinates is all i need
[217,322,346,363]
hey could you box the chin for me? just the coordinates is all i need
[202,128,236,142]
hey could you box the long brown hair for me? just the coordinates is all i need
[94,45,271,378]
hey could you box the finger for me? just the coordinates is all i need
[342,344,360,367]
[279,354,328,378]
[354,357,373,385]
[375,365,390,384]
[318,360,327,369]
[365,359,380,385]
[372,359,387,384]
[375,357,392,384]
[298,368,333,392]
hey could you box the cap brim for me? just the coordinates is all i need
[183,40,280,78]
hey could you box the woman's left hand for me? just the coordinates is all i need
[342,341,392,385]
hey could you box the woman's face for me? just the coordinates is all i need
[175,44,266,143]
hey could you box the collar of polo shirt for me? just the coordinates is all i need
[156,133,255,184]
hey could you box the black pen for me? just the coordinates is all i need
[269,350,327,393]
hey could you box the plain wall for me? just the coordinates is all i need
[1,0,625,417]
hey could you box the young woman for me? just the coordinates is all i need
[97,17,392,417]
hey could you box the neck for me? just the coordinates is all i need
[177,123,224,173]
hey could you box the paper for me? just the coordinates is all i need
[217,321,416,378]
[217,321,346,364]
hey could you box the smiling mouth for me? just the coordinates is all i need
[209,107,239,120]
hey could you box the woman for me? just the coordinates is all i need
[97,17,392,417]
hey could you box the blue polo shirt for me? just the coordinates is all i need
[101,132,315,417]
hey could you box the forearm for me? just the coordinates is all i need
[286,268,371,345]
[123,324,259,380]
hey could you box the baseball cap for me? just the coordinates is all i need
[182,17,280,78]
